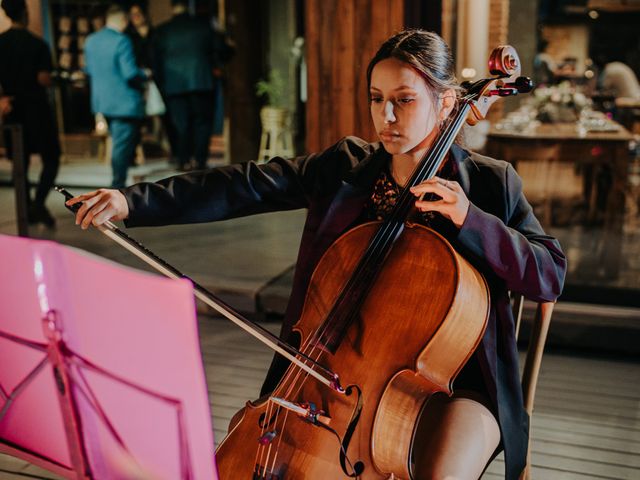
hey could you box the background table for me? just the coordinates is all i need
[486,121,632,279]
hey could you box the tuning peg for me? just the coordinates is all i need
[507,76,534,93]
[460,80,474,92]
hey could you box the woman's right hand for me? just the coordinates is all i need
[66,189,130,230]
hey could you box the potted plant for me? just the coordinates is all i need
[256,68,288,128]
[256,68,285,108]
[255,69,293,160]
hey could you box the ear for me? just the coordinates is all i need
[438,88,457,121]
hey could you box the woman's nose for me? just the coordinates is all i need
[384,100,396,124]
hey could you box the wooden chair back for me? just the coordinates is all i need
[512,293,555,480]
[506,145,559,227]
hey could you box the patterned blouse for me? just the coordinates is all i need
[363,160,456,226]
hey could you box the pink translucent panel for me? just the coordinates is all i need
[0,234,217,479]
[0,235,72,468]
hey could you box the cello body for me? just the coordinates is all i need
[215,221,489,479]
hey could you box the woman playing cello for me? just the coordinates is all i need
[68,30,566,479]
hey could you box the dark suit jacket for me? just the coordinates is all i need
[152,13,214,96]
[0,28,60,155]
[122,137,566,480]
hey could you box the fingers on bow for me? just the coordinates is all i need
[67,190,107,229]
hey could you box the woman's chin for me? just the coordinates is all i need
[380,141,408,155]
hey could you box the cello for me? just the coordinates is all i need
[60,46,532,479]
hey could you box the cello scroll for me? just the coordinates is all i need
[465,45,533,125]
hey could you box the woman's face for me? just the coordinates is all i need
[369,58,440,156]
[129,6,146,28]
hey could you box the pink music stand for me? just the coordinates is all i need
[0,234,218,479]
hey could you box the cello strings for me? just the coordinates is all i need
[255,399,284,475]
[254,345,325,471]
[255,400,271,474]
[268,408,291,477]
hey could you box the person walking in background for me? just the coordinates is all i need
[152,0,215,171]
[126,3,177,166]
[210,18,234,139]
[0,0,61,228]
[84,4,148,188]
[125,3,153,70]
[125,3,164,165]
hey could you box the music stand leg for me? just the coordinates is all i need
[42,310,92,479]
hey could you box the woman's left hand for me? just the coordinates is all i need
[410,176,469,228]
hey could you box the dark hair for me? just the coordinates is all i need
[171,0,187,6]
[105,4,126,18]
[366,29,459,104]
[129,1,148,10]
[1,0,26,22]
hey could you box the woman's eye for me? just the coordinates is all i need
[370,97,383,103]
[399,98,415,104]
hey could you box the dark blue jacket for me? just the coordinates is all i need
[122,137,566,480]
[152,13,215,96]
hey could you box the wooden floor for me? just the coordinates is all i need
[199,317,640,480]
[2,315,638,479]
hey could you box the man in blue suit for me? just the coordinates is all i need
[152,0,215,171]
[84,5,148,188]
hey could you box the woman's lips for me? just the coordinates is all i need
[380,131,401,142]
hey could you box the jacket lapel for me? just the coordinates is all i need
[450,144,472,196]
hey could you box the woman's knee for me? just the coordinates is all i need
[412,396,500,480]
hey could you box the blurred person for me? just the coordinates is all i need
[600,61,640,100]
[210,18,234,137]
[0,0,61,228]
[152,0,215,171]
[533,37,558,86]
[533,36,578,87]
[125,3,161,165]
[84,4,149,188]
[125,3,153,69]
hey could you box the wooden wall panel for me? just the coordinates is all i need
[0,0,43,35]
[225,0,266,162]
[305,0,404,153]
[489,0,509,50]
[487,0,510,121]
